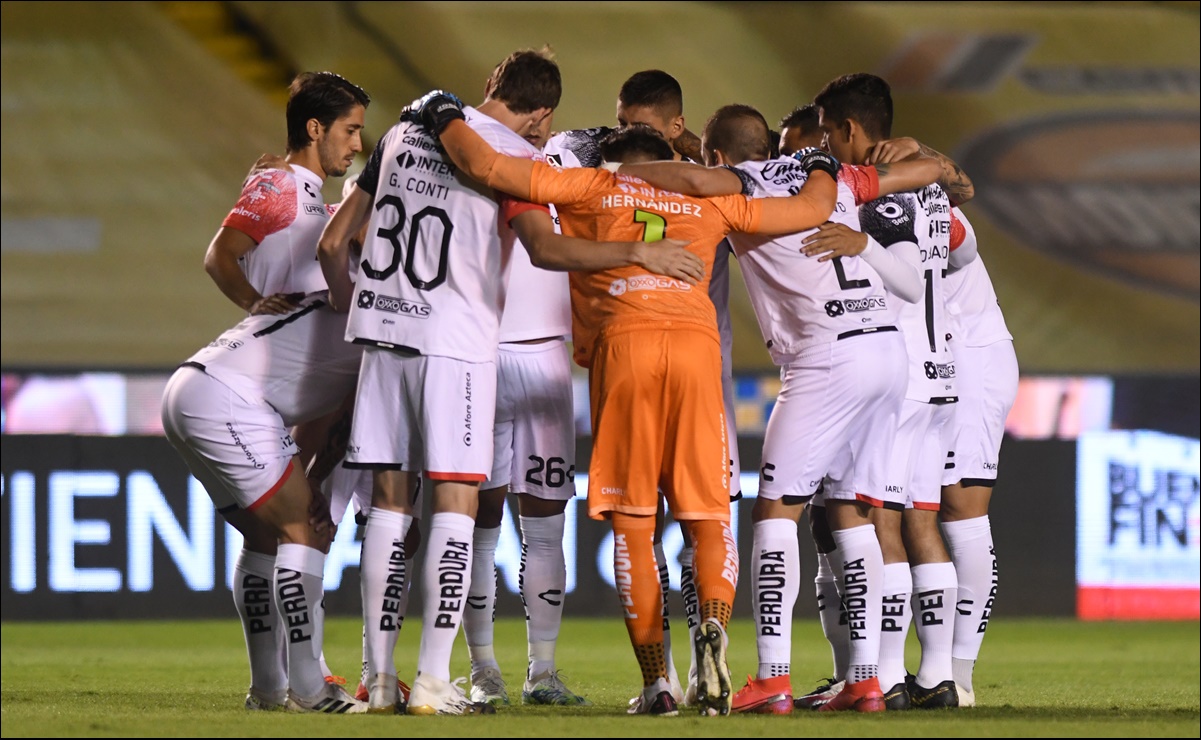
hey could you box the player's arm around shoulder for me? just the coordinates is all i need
[509,208,703,284]
[868,136,974,205]
[752,151,839,235]
[613,160,744,198]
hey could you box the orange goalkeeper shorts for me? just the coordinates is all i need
[586,326,730,522]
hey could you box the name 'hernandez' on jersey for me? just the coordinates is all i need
[346,108,539,362]
[726,157,898,365]
[859,184,958,402]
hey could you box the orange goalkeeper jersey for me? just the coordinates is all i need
[529,165,765,367]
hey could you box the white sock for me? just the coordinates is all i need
[878,562,913,690]
[416,512,475,682]
[234,549,287,697]
[831,523,883,680]
[814,551,849,681]
[464,525,500,673]
[360,508,412,680]
[654,540,679,686]
[751,518,799,680]
[911,561,958,688]
[943,516,996,672]
[520,514,566,679]
[275,543,327,698]
[678,545,698,682]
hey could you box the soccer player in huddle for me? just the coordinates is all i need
[608,103,951,713]
[812,73,972,709]
[195,71,370,711]
[545,70,741,708]
[317,50,701,716]
[411,90,839,715]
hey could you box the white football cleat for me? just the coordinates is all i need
[284,682,367,714]
[408,674,495,716]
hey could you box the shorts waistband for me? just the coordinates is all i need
[837,325,898,341]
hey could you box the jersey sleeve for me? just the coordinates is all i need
[528,163,611,206]
[841,164,880,205]
[858,195,919,248]
[499,195,551,226]
[221,169,297,244]
[709,194,762,234]
[949,208,966,250]
[356,128,395,197]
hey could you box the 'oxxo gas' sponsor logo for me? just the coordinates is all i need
[825,296,888,318]
[958,111,1199,298]
[609,275,693,297]
[373,294,432,319]
[923,361,956,380]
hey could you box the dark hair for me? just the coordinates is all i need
[701,104,771,165]
[618,69,683,117]
[813,73,892,140]
[483,48,562,114]
[779,104,821,135]
[600,124,675,164]
[768,129,781,160]
[285,72,370,152]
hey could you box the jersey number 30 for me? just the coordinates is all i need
[362,194,453,291]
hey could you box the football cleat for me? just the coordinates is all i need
[355,676,410,705]
[794,678,844,709]
[284,682,368,714]
[909,678,959,709]
[628,678,680,716]
[693,619,732,716]
[523,669,590,706]
[244,688,286,711]
[407,674,496,716]
[627,673,684,713]
[731,674,793,714]
[884,680,912,710]
[366,672,404,714]
[956,682,976,708]
[816,677,885,713]
[469,666,511,707]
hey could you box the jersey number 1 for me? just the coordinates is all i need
[634,209,666,243]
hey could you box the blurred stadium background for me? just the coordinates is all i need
[1,1,1197,623]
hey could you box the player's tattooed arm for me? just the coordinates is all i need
[867,137,974,204]
[673,127,704,163]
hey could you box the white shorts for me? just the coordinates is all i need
[758,331,907,505]
[943,339,1019,486]
[883,398,955,511]
[484,340,578,501]
[322,464,372,526]
[346,346,496,482]
[161,365,298,512]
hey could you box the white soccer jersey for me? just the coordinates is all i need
[944,209,1012,348]
[726,158,897,364]
[222,165,332,298]
[346,107,537,361]
[185,291,362,426]
[859,185,958,402]
[498,222,571,343]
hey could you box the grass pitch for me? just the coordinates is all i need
[2,617,1197,737]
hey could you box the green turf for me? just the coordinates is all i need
[1,617,1197,737]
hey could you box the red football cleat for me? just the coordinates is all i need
[731,674,793,715]
[816,676,885,713]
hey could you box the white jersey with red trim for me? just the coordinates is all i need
[185,292,362,427]
[727,158,897,364]
[859,184,958,402]
[944,208,1012,348]
[346,107,537,361]
[221,165,331,297]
